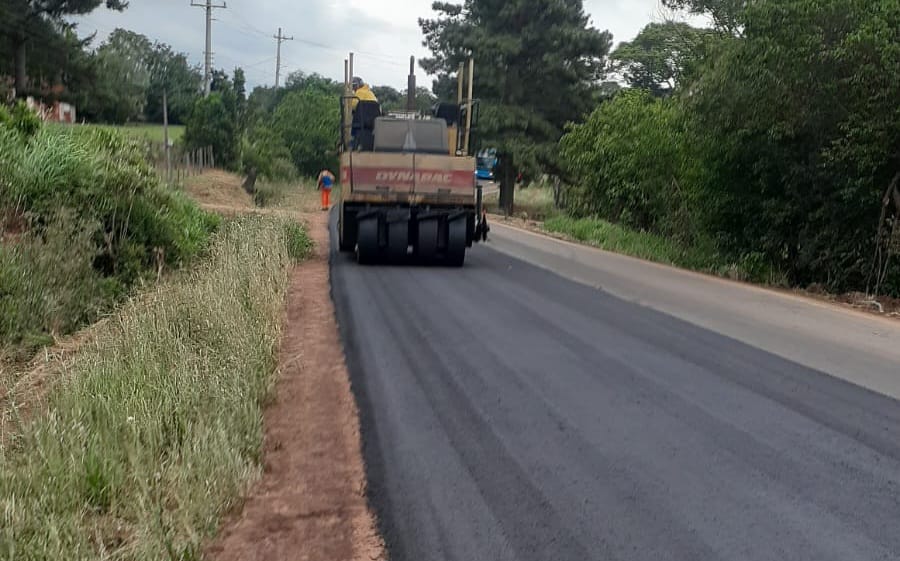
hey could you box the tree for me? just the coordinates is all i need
[612,22,713,95]
[284,71,342,97]
[144,43,202,124]
[686,0,900,291]
[403,86,437,115]
[420,0,612,214]
[371,85,403,112]
[271,89,340,177]
[662,0,747,35]
[183,67,246,167]
[183,92,238,166]
[561,90,697,236]
[82,29,151,123]
[2,0,127,97]
[376,85,436,114]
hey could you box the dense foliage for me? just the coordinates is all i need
[420,0,612,213]
[0,0,127,96]
[0,6,202,125]
[182,70,342,181]
[272,89,340,177]
[0,115,219,354]
[560,90,697,239]
[560,0,900,294]
[80,29,202,124]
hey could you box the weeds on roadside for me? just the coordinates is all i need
[0,216,304,561]
[484,184,561,221]
[0,120,219,360]
[282,221,313,262]
[544,216,786,285]
[0,211,117,361]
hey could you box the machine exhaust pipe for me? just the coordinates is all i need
[407,56,416,113]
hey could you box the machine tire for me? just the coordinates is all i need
[357,217,380,265]
[339,226,355,253]
[387,220,409,263]
[339,226,355,252]
[417,218,439,263]
[446,217,467,267]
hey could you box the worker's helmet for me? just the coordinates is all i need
[351,76,363,90]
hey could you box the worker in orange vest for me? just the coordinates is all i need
[317,169,335,211]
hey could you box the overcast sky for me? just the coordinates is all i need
[72,0,707,91]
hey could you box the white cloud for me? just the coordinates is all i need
[73,0,707,91]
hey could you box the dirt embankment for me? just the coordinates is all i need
[182,170,255,211]
[204,202,384,560]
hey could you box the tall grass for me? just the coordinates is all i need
[0,211,116,360]
[544,216,787,285]
[0,216,310,561]
[485,184,561,221]
[0,121,219,360]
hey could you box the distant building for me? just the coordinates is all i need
[25,97,77,124]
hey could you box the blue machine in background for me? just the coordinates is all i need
[475,148,497,182]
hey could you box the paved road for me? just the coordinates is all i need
[330,215,900,561]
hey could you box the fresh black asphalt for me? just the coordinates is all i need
[329,214,900,561]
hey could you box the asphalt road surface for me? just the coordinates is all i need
[330,214,900,561]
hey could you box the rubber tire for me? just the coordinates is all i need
[446,218,467,267]
[387,221,409,263]
[417,218,439,263]
[357,217,379,265]
[339,221,354,252]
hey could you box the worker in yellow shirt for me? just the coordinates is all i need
[351,76,378,110]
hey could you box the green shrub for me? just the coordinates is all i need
[184,92,239,168]
[559,90,698,238]
[252,181,294,208]
[544,215,786,284]
[282,220,313,261]
[0,122,219,356]
[0,101,42,138]
[0,211,118,358]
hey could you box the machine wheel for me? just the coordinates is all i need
[446,218,467,267]
[387,221,409,263]
[339,226,355,252]
[357,217,380,265]
[417,218,439,263]
[339,227,354,252]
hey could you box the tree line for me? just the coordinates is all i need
[420,0,900,296]
[1,1,437,188]
[5,0,898,295]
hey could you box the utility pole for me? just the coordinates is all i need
[163,90,171,184]
[273,27,294,89]
[191,0,227,96]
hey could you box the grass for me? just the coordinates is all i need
[0,215,311,561]
[50,123,185,144]
[1,123,218,363]
[0,211,117,363]
[255,180,330,213]
[252,180,295,208]
[544,216,787,285]
[485,184,561,221]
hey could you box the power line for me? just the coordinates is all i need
[218,11,268,39]
[221,4,269,37]
[216,9,408,68]
[191,0,227,96]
